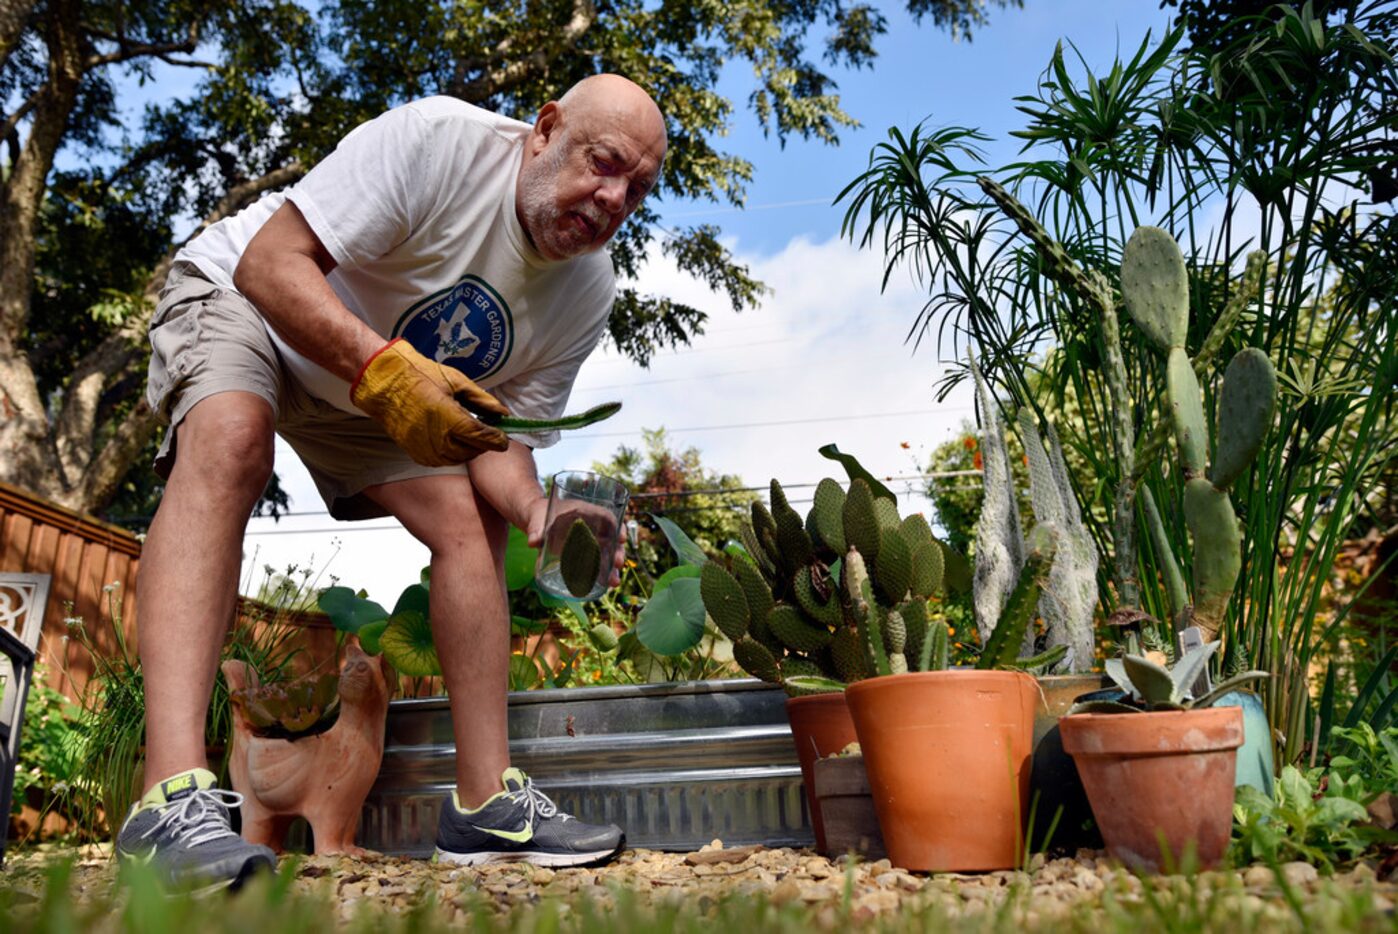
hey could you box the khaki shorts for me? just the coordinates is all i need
[147,262,468,519]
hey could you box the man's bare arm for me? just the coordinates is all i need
[233,201,383,381]
[466,441,549,538]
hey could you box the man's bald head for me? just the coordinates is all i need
[556,74,667,160]
[516,75,667,262]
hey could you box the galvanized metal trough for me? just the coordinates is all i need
[357,679,813,855]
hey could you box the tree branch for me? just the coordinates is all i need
[449,0,595,102]
[55,163,304,491]
[0,86,45,153]
[81,19,202,69]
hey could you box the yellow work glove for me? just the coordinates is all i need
[350,339,511,466]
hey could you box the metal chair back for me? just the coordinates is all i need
[0,572,52,864]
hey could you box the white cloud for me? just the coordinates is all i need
[241,233,978,603]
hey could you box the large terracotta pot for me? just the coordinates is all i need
[785,693,858,853]
[1059,706,1243,872]
[845,670,1037,872]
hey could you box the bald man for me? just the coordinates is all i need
[121,76,667,889]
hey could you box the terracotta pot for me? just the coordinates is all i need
[812,754,885,859]
[785,693,858,852]
[845,670,1037,872]
[223,644,394,855]
[1059,706,1243,872]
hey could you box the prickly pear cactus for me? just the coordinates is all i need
[699,462,960,693]
[1119,226,1278,640]
[700,562,749,641]
[1119,225,1189,354]
[559,518,602,598]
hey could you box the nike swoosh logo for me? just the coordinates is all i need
[474,822,533,844]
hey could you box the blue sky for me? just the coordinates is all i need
[659,0,1175,253]
[221,1,1180,601]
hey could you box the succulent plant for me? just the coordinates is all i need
[229,671,341,739]
[478,400,622,433]
[699,458,1063,696]
[1069,641,1268,714]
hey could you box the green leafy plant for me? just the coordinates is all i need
[10,663,91,842]
[320,572,438,678]
[1231,764,1382,873]
[1071,640,1268,714]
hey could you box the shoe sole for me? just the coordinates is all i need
[433,845,622,868]
[116,851,277,897]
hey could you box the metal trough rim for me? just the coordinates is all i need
[387,677,777,714]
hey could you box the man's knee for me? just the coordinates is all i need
[419,489,507,561]
[173,396,275,496]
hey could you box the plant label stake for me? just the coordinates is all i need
[1177,626,1211,698]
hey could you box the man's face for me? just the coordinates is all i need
[517,113,664,261]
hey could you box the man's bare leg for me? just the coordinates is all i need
[138,392,275,792]
[365,473,511,808]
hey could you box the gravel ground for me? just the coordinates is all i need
[3,841,1395,928]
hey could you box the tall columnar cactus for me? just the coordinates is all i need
[1119,227,1278,640]
[1019,411,1100,671]
[969,352,1026,647]
[969,353,1094,671]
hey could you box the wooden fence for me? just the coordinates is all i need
[0,481,141,699]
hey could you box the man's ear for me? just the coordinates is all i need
[529,101,562,156]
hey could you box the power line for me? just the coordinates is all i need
[239,471,985,535]
[571,406,974,439]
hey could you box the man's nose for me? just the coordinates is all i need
[594,176,627,214]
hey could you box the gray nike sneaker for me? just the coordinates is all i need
[116,768,277,893]
[434,767,624,867]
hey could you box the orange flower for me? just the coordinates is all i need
[973,451,984,470]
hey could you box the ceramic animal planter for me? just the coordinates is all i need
[222,643,393,855]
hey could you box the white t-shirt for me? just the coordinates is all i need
[176,96,616,448]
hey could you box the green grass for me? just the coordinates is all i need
[0,856,1392,934]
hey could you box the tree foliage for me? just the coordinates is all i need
[0,0,1020,519]
[592,427,757,572]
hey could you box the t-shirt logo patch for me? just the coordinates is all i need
[393,275,514,381]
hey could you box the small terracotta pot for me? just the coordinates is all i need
[1059,706,1243,872]
[845,670,1037,872]
[785,693,859,852]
